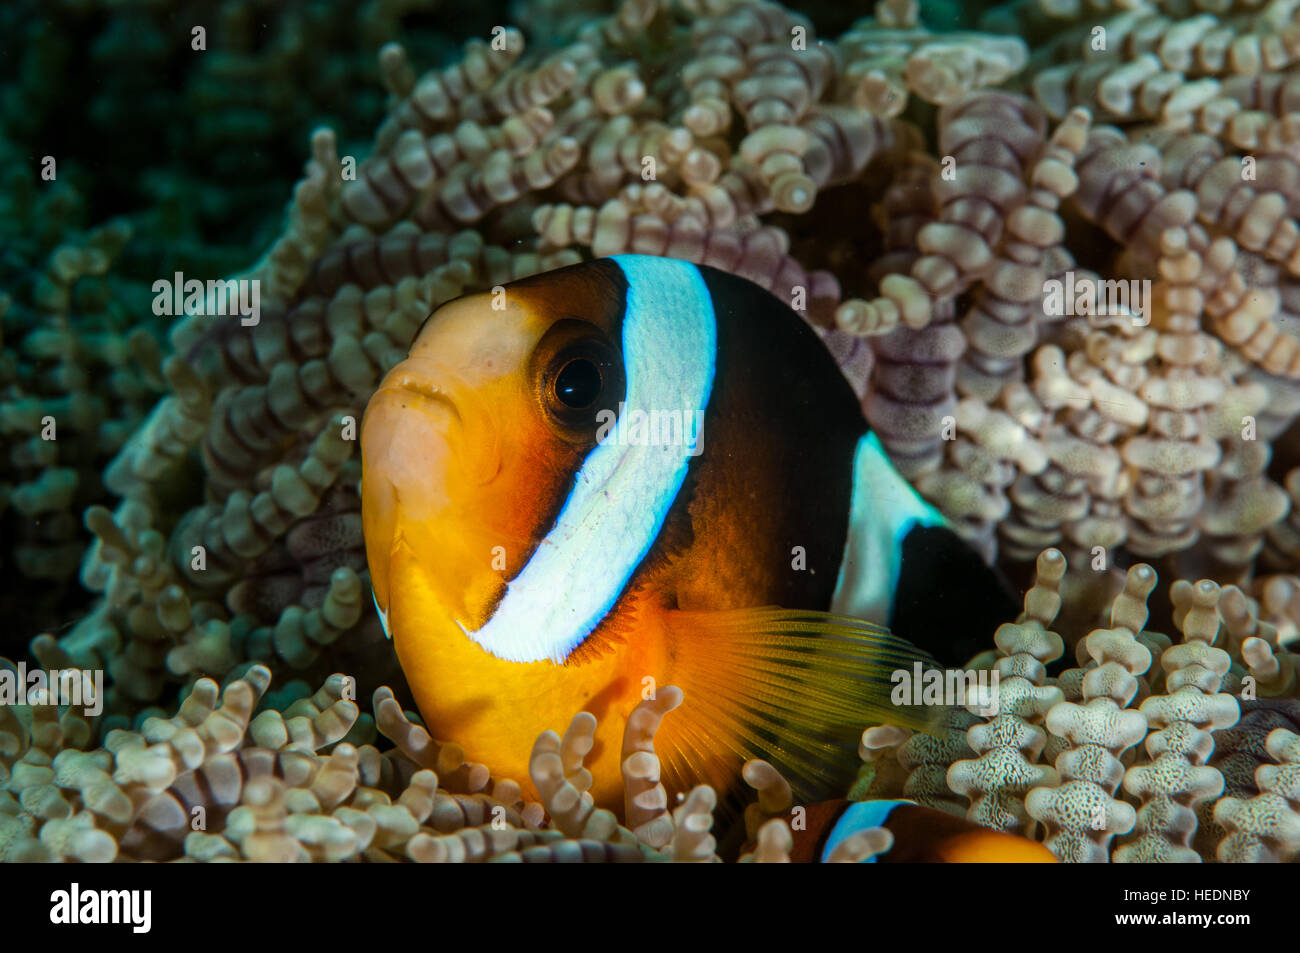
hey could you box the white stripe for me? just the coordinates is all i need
[464,256,716,663]
[830,432,946,625]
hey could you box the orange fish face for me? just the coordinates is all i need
[361,264,646,804]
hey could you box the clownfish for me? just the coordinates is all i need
[361,256,1016,810]
[784,799,1057,862]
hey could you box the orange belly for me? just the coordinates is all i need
[388,542,672,811]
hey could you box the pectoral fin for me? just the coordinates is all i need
[657,606,948,804]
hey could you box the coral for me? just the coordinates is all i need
[1214,726,1300,862]
[860,712,978,815]
[0,171,168,646]
[4,0,1300,863]
[0,0,481,259]
[1116,580,1240,861]
[871,549,1300,863]
[32,0,1293,714]
[830,0,1300,576]
[0,664,593,863]
[1028,562,1155,863]
[949,547,1065,833]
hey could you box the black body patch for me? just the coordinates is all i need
[891,525,1020,667]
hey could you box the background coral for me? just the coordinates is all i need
[0,0,523,653]
[2,0,1299,861]
[865,548,1300,863]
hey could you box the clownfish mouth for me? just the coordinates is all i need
[377,377,463,425]
[369,357,502,489]
[361,374,462,632]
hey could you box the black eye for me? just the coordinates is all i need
[529,319,625,442]
[554,358,602,408]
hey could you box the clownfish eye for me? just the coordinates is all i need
[554,358,602,408]
[530,318,625,441]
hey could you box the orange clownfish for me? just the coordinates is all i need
[786,799,1057,862]
[361,256,1016,811]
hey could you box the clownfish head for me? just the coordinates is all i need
[361,257,723,804]
[362,259,635,664]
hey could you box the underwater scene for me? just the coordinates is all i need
[2,0,1300,889]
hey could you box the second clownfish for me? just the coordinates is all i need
[785,799,1058,862]
[361,256,1017,811]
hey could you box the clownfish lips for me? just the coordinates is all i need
[361,354,510,632]
[378,375,463,425]
[361,370,465,629]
